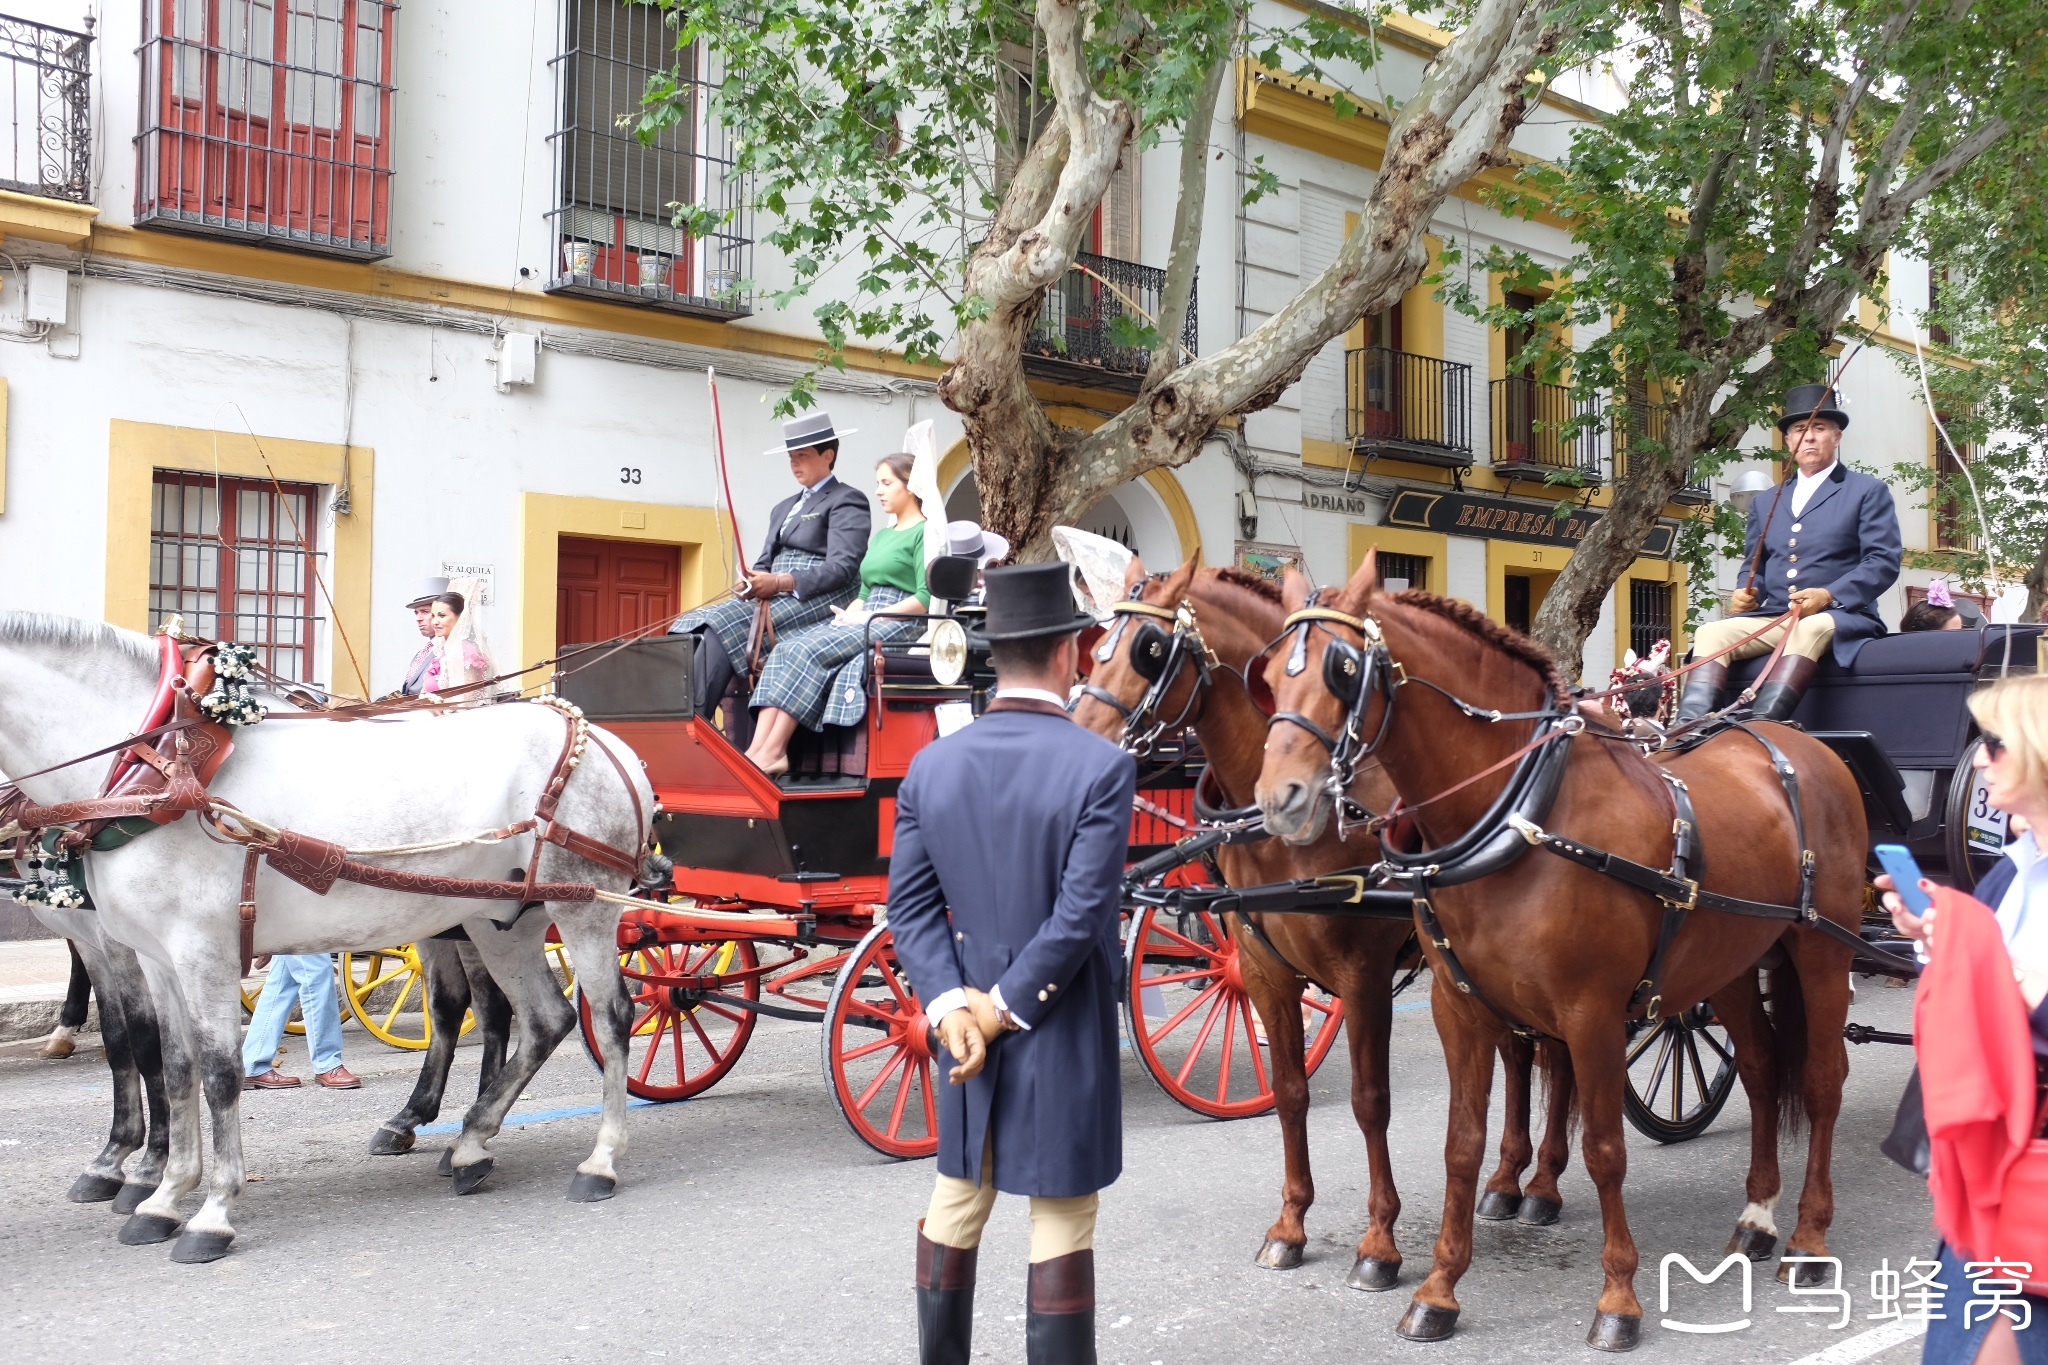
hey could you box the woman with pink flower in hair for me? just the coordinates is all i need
[1903,580,1976,633]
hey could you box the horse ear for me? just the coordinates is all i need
[1281,565,1312,611]
[1163,551,1200,597]
[1123,556,1149,590]
[1339,547,1380,612]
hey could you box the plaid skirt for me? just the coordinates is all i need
[669,549,850,665]
[751,585,923,730]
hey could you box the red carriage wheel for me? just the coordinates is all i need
[822,924,939,1159]
[577,939,760,1102]
[1123,903,1344,1119]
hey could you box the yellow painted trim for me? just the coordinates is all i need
[1488,269,1573,385]
[1345,522,1446,593]
[1485,539,1568,625]
[1611,556,1689,668]
[106,419,375,698]
[518,493,727,677]
[0,189,98,247]
[936,432,1199,563]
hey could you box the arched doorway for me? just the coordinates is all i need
[942,471,1188,568]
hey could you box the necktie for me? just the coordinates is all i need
[780,486,811,533]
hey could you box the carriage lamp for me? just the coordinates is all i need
[1728,469,1775,512]
[929,618,968,687]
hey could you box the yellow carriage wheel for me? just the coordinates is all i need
[340,944,477,1052]
[239,956,354,1037]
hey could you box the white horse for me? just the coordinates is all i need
[0,614,647,1263]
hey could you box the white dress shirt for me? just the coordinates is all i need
[1789,459,1838,516]
[1995,829,2048,974]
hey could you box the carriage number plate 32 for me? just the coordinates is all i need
[1968,765,2009,855]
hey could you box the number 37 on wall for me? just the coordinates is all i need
[620,467,642,485]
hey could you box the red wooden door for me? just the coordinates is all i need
[557,536,682,648]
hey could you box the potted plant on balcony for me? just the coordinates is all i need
[563,240,597,279]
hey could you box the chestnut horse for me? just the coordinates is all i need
[1253,554,1863,1350]
[1072,557,1574,1290]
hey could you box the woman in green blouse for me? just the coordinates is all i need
[745,452,928,775]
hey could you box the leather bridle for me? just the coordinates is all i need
[1073,586,1219,759]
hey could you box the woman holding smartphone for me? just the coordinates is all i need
[1883,674,2048,1365]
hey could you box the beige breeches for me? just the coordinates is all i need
[923,1134,1099,1263]
[1691,611,1836,664]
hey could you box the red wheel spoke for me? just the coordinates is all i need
[697,1001,747,1025]
[630,1003,659,1036]
[686,1007,721,1061]
[879,957,915,1008]
[855,1046,908,1111]
[1174,990,1231,1086]
[1241,996,1269,1092]
[840,1032,900,1063]
[1139,968,1220,990]
[669,1011,690,1085]
[1302,991,1339,1019]
[919,1059,936,1134]
[841,996,899,1024]
[1148,981,1225,1046]
[1215,994,1239,1104]
[635,1017,667,1083]
[885,1051,916,1136]
[1143,923,1220,958]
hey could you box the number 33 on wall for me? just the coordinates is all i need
[620,467,642,485]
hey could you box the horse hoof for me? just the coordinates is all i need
[66,1172,124,1203]
[169,1229,233,1265]
[112,1183,155,1215]
[118,1212,182,1245]
[450,1158,495,1196]
[1516,1195,1563,1227]
[1587,1312,1641,1352]
[1475,1190,1522,1221]
[436,1148,455,1177]
[368,1126,416,1157]
[566,1172,616,1203]
[1780,1256,1832,1287]
[1725,1225,1776,1261]
[1254,1238,1304,1270]
[1395,1301,1459,1341]
[1346,1256,1401,1292]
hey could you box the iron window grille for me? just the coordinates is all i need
[1489,376,1603,484]
[1628,577,1675,662]
[1373,551,1429,594]
[546,0,751,318]
[150,470,324,682]
[1345,347,1474,468]
[136,0,398,259]
[1611,402,1710,506]
[1020,251,1195,393]
[0,12,92,203]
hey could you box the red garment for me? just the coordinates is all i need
[1917,885,2041,1263]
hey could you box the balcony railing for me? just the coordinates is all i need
[1489,377,1603,483]
[546,15,751,318]
[1021,251,1196,392]
[1345,347,1473,468]
[0,13,91,203]
[1612,402,1711,506]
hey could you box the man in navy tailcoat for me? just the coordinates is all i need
[1676,382,1903,723]
[887,561,1136,1365]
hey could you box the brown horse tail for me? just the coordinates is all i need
[1535,1037,1580,1141]
[1764,959,1811,1138]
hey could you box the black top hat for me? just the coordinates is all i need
[1777,383,1850,433]
[974,563,1097,641]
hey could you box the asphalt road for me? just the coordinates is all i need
[0,974,1935,1365]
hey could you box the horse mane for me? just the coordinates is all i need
[1386,589,1574,707]
[0,613,159,669]
[1208,566,1283,604]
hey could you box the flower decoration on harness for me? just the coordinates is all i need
[11,832,88,909]
[195,643,266,728]
[1607,638,1675,724]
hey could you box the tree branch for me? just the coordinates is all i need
[1144,54,1229,392]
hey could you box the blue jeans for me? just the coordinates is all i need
[1923,1241,2048,1364]
[242,953,344,1076]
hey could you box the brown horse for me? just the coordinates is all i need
[1072,556,1575,1290]
[1252,552,1864,1351]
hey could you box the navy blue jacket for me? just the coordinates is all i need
[886,703,1136,1197]
[755,476,871,601]
[1743,462,1901,665]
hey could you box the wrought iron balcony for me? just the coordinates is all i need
[1346,347,1474,468]
[546,17,751,318]
[0,13,91,204]
[1021,251,1196,392]
[1489,377,1603,484]
[1612,402,1711,506]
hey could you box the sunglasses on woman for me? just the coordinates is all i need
[1983,732,2008,760]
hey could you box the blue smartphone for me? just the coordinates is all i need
[1874,843,1932,914]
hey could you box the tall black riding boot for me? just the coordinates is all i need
[1749,654,1818,723]
[1025,1250,1096,1365]
[916,1227,977,1365]
[1672,660,1728,726]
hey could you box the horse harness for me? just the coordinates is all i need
[2,628,648,975]
[1262,598,1879,1038]
[1074,585,1221,759]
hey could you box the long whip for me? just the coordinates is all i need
[707,367,746,584]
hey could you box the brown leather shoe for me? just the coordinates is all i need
[243,1069,301,1090]
[314,1065,361,1090]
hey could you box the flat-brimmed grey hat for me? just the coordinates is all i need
[766,411,856,456]
[407,576,450,608]
[946,520,1010,567]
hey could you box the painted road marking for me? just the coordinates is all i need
[1782,1315,1927,1365]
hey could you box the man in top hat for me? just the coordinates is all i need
[885,562,1135,1365]
[670,411,872,720]
[1676,382,1902,723]
[399,575,450,696]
